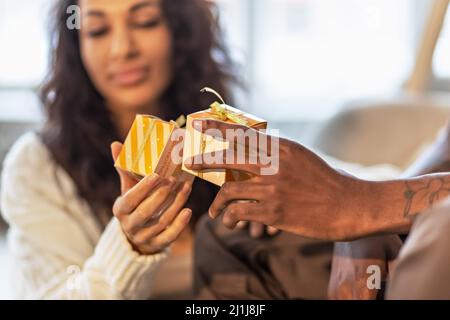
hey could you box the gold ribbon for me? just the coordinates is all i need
[201,87,249,126]
[210,102,249,126]
[196,88,250,181]
[171,115,186,128]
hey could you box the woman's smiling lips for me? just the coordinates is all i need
[110,66,150,87]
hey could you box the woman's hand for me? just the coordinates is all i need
[328,235,402,300]
[111,142,193,255]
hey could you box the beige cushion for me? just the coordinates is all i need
[313,96,450,169]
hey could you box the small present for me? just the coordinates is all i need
[115,114,187,179]
[182,88,267,186]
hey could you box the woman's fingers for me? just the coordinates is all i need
[113,174,162,218]
[130,181,193,239]
[112,140,196,255]
[125,177,177,231]
[111,141,122,163]
[144,209,192,253]
[154,181,192,229]
[185,152,262,176]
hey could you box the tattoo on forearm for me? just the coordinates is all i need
[404,177,450,217]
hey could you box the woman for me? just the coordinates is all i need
[0,0,236,299]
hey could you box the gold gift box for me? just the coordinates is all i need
[115,115,186,179]
[182,98,267,186]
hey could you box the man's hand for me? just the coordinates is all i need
[328,235,402,300]
[184,119,369,241]
[184,119,450,241]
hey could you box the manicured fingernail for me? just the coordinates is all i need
[182,182,191,193]
[182,209,192,220]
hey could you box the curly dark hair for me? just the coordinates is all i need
[40,0,238,228]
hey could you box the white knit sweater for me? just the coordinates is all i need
[0,132,167,300]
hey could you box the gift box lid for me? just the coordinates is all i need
[188,104,267,128]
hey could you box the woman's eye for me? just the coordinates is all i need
[87,28,108,38]
[133,17,162,29]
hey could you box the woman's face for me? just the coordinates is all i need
[79,0,172,112]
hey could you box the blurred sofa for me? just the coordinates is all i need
[312,94,450,170]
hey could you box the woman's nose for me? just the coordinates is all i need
[109,25,139,60]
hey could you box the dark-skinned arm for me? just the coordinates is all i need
[328,124,450,299]
[184,120,450,241]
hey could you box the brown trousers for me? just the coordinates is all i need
[193,216,333,300]
[194,200,450,300]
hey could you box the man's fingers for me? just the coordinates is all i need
[113,174,162,218]
[184,119,278,175]
[192,119,273,154]
[208,182,264,219]
[221,202,263,229]
[185,152,262,175]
